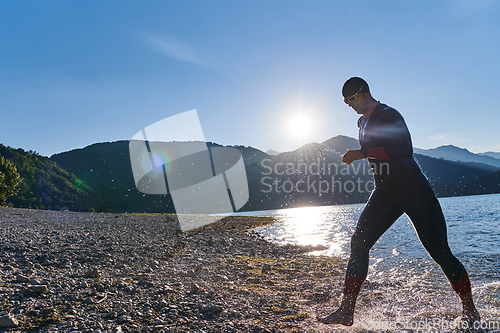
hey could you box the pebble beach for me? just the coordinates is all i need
[0,207,353,333]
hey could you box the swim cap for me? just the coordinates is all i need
[342,77,370,97]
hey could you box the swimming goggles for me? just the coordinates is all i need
[344,83,365,104]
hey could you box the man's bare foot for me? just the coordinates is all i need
[457,291,481,331]
[462,309,480,321]
[316,312,353,326]
[455,309,481,332]
[316,307,354,326]
[317,293,357,326]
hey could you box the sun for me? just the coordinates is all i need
[288,113,312,137]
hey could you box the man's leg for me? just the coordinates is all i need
[317,190,403,325]
[405,188,480,323]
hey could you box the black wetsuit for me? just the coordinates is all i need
[346,103,465,285]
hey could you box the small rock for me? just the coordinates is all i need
[95,282,106,292]
[28,310,41,316]
[115,279,127,288]
[123,286,134,293]
[78,281,88,289]
[186,269,195,277]
[162,285,175,293]
[138,279,154,288]
[29,285,48,293]
[200,304,223,314]
[16,274,30,283]
[86,268,100,278]
[190,282,201,294]
[156,300,168,308]
[0,314,19,328]
[105,311,117,319]
[261,263,271,273]
[113,326,123,333]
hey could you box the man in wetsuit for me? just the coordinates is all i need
[317,77,480,326]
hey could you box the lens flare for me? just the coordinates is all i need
[73,178,84,189]
[151,150,176,172]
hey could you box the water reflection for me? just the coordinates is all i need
[253,204,364,257]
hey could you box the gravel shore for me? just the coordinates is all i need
[0,207,351,333]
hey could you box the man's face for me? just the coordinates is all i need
[347,92,367,115]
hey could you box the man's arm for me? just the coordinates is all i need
[342,150,365,165]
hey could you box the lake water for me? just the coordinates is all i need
[239,193,500,332]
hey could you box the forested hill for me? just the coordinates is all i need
[50,141,162,213]
[49,141,274,213]
[0,144,92,211]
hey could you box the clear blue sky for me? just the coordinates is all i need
[1,1,499,157]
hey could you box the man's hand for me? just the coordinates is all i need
[342,150,365,165]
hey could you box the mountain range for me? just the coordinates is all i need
[51,136,500,212]
[414,145,500,168]
[479,151,500,160]
[2,136,499,213]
